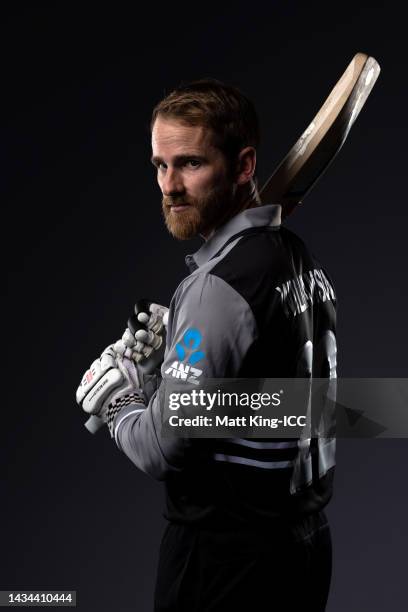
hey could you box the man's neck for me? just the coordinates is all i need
[201,182,261,241]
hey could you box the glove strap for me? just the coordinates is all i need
[106,393,144,437]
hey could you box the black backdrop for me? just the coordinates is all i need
[2,1,407,610]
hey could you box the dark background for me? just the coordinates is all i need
[2,1,407,610]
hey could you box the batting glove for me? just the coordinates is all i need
[76,345,145,437]
[118,301,168,365]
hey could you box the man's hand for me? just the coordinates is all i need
[121,301,169,363]
[77,301,168,435]
[76,345,145,437]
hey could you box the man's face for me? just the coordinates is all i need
[151,116,235,240]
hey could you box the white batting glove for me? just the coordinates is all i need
[76,345,145,437]
[77,301,168,435]
[119,302,169,364]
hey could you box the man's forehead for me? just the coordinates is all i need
[151,117,215,152]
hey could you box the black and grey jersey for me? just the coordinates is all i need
[113,204,337,527]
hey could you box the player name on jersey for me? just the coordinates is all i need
[276,268,335,318]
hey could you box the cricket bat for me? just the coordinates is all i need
[259,52,381,217]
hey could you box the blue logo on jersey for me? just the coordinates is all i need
[176,328,205,365]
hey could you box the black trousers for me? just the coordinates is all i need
[154,511,332,611]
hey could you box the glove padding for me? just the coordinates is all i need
[76,345,145,437]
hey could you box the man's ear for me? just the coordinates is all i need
[235,146,257,186]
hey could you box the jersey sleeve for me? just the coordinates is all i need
[112,271,258,480]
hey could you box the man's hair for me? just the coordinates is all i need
[150,78,260,170]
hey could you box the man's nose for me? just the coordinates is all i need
[161,167,185,196]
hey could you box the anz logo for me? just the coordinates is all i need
[165,328,205,384]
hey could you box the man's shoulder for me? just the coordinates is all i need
[209,224,318,287]
[170,224,331,318]
[171,266,250,314]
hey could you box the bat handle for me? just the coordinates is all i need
[84,299,153,434]
[84,414,104,434]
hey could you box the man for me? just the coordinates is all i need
[77,79,337,610]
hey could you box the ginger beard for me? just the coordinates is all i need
[162,179,235,240]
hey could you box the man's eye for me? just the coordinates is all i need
[186,160,201,168]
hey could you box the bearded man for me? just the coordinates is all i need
[77,79,337,611]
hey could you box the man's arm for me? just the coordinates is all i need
[112,271,258,479]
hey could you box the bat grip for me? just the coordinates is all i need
[127,299,152,335]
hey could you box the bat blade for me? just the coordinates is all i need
[259,52,381,217]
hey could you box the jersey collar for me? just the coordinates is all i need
[185,204,282,272]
